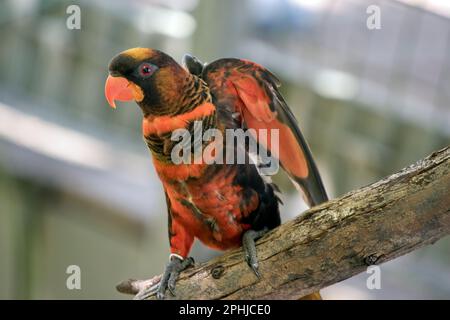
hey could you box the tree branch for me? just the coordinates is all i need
[117,146,450,299]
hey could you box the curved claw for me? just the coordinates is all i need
[247,258,261,279]
[242,228,268,279]
[156,256,194,300]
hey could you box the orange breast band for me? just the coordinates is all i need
[143,102,215,136]
[153,158,206,181]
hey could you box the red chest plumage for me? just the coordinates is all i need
[154,159,256,253]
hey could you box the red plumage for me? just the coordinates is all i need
[105,48,327,299]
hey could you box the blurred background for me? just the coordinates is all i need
[0,0,449,299]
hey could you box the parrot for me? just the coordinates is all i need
[104,48,328,300]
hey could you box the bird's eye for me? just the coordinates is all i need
[139,63,155,77]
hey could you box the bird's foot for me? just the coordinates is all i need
[133,255,194,300]
[242,228,268,279]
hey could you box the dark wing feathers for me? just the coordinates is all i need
[182,54,205,76]
[182,55,328,207]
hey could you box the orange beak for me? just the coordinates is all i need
[104,75,135,108]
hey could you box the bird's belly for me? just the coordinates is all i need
[168,189,251,250]
[164,166,258,251]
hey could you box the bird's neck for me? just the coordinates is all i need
[176,74,212,114]
[139,70,211,116]
[142,74,216,163]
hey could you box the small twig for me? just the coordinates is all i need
[116,275,161,298]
